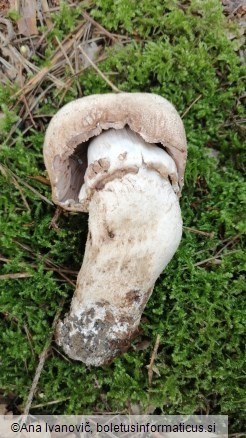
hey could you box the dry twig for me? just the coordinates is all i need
[82,11,118,43]
[215,233,242,256]
[183,226,214,238]
[0,163,53,205]
[0,255,78,276]
[12,22,88,99]
[181,94,202,118]
[79,44,120,92]
[23,323,35,359]
[23,298,65,414]
[29,397,70,410]
[0,272,33,280]
[14,240,77,287]
[147,334,161,386]
[193,249,241,267]
[49,206,63,230]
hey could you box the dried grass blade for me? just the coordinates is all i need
[0,272,33,280]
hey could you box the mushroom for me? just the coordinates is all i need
[43,93,187,366]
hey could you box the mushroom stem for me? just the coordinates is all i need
[56,128,182,366]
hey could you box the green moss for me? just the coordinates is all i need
[0,0,245,433]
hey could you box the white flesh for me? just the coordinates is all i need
[57,128,182,366]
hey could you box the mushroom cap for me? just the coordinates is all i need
[43,93,187,211]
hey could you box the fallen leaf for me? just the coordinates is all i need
[14,0,38,36]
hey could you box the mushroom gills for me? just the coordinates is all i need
[56,127,182,366]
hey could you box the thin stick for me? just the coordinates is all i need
[23,324,35,359]
[55,35,82,95]
[30,397,70,409]
[228,4,245,18]
[229,434,246,438]
[0,164,31,212]
[11,169,53,205]
[16,176,53,205]
[79,45,120,93]
[60,52,107,91]
[0,163,53,205]
[13,22,87,99]
[183,226,214,238]
[55,36,75,75]
[49,206,62,230]
[193,233,241,257]
[216,234,241,256]
[0,255,78,276]
[0,256,10,262]
[193,249,240,267]
[19,64,37,129]
[82,11,118,43]
[23,299,65,415]
[14,240,77,287]
[220,233,241,245]
[11,175,31,212]
[0,272,33,280]
[181,94,202,118]
[147,334,161,386]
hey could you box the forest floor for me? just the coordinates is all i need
[0,0,245,435]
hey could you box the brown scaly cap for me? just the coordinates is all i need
[43,93,187,211]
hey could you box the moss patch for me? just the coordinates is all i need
[0,0,245,433]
